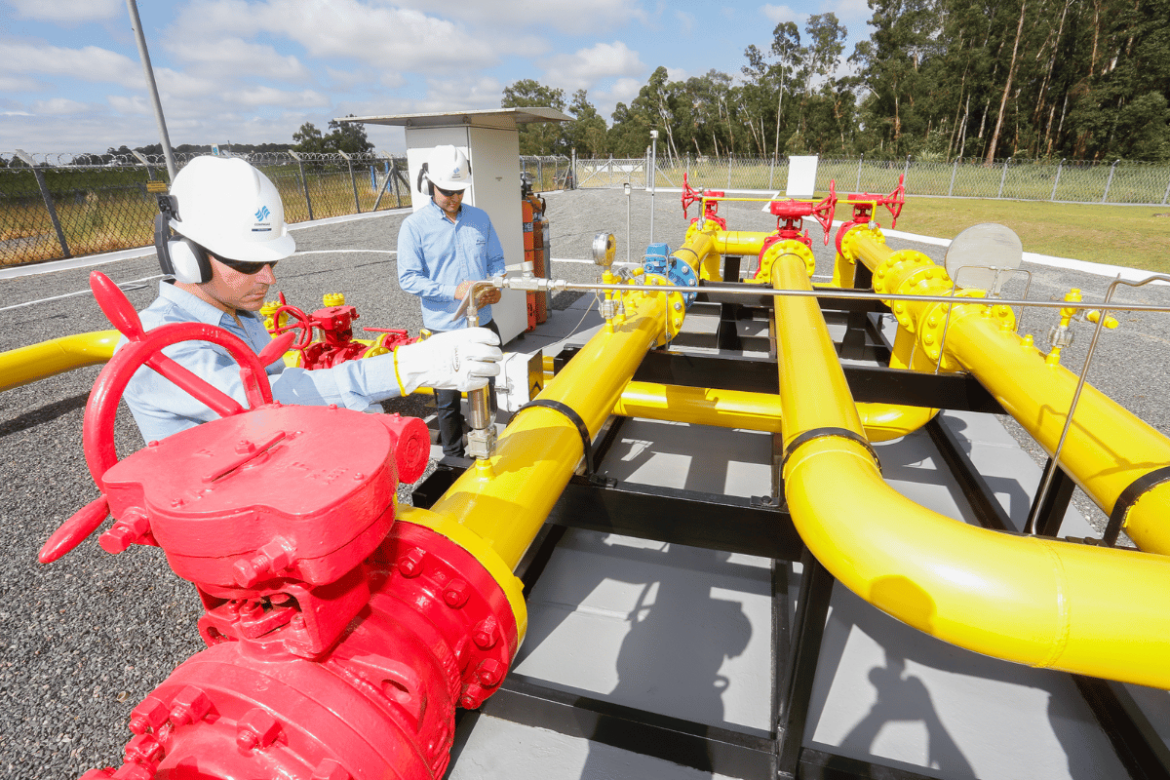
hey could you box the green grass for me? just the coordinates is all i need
[893,198,1170,273]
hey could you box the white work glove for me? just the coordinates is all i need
[394,328,502,394]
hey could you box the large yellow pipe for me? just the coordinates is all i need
[0,330,119,392]
[612,381,933,442]
[772,254,1170,689]
[849,230,1170,554]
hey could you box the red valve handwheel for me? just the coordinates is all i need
[681,172,701,219]
[38,272,295,564]
[269,304,316,351]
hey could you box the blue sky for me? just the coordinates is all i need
[0,0,872,155]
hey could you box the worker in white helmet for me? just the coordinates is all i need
[397,145,506,458]
[123,155,501,443]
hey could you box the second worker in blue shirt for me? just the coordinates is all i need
[398,145,507,458]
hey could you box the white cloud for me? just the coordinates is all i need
[415,76,505,113]
[6,0,122,22]
[30,98,97,116]
[388,0,645,35]
[665,67,688,83]
[543,42,645,92]
[225,86,330,109]
[0,43,141,88]
[0,74,42,92]
[601,77,642,106]
[172,0,497,74]
[761,4,808,26]
[165,38,311,82]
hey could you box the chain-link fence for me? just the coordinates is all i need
[579,154,1170,207]
[1,151,568,269]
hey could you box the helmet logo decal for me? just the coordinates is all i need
[255,205,271,221]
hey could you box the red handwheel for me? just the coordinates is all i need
[38,272,295,563]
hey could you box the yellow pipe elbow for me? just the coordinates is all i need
[772,252,1170,689]
[0,330,120,392]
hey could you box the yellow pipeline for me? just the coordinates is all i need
[417,229,719,640]
[0,330,119,392]
[847,229,1170,555]
[612,381,932,442]
[772,254,1170,689]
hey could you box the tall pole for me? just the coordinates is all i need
[649,130,658,246]
[125,0,177,181]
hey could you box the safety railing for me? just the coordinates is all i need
[0,152,567,269]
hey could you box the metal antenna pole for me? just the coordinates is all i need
[125,0,177,181]
[649,130,659,245]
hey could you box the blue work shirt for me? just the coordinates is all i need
[122,282,401,443]
[397,199,506,331]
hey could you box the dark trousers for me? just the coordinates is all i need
[434,319,500,457]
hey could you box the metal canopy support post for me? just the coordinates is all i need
[125,0,177,181]
[14,149,70,259]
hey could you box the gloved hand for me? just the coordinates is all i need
[394,328,502,394]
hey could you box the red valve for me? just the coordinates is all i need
[39,272,295,564]
[268,299,417,371]
[50,273,514,780]
[767,180,837,247]
[835,174,906,254]
[681,172,700,219]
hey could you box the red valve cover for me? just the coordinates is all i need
[101,404,408,589]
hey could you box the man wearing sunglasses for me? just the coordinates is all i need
[397,145,507,458]
[123,155,501,444]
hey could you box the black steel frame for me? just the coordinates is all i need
[417,294,1168,780]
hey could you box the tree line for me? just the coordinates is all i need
[505,0,1170,162]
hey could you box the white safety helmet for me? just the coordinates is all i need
[157,156,295,283]
[421,145,472,193]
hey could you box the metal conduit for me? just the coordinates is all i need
[772,253,1170,689]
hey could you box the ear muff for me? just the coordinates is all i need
[417,162,432,196]
[153,211,212,284]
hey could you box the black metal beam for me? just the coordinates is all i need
[480,673,775,780]
[798,748,955,780]
[556,348,1005,413]
[1026,457,1077,537]
[1072,676,1170,780]
[925,416,1013,532]
[548,475,802,561]
[776,550,836,779]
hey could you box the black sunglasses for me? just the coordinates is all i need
[217,257,278,275]
[434,184,465,198]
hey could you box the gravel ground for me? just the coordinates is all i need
[3,188,1170,777]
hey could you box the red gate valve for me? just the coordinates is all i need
[836,174,905,253]
[362,327,417,352]
[680,173,728,230]
[768,180,837,246]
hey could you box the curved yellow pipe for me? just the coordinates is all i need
[0,330,120,392]
[849,229,1170,554]
[612,381,933,442]
[773,254,1170,689]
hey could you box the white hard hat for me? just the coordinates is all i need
[169,156,295,263]
[424,145,473,191]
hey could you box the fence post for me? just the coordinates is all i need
[339,150,360,214]
[997,157,1011,198]
[686,153,691,184]
[1050,159,1065,201]
[856,153,864,192]
[15,149,70,259]
[948,157,959,197]
[727,155,733,189]
[130,150,155,182]
[287,150,314,221]
[571,148,577,190]
[902,155,911,188]
[1162,166,1170,205]
[769,154,776,190]
[1102,159,1120,203]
